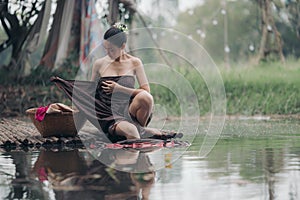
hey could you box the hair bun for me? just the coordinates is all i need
[113,22,128,32]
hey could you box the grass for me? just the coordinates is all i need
[150,59,300,116]
[222,61,300,115]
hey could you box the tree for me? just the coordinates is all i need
[274,0,300,40]
[0,0,138,82]
[175,0,293,64]
[255,0,285,63]
[176,0,260,63]
[0,0,47,79]
[107,0,136,25]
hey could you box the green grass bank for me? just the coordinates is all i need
[151,61,300,116]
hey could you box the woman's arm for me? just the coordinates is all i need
[134,58,150,92]
[91,59,101,81]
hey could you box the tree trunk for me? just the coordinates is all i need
[108,0,119,25]
[0,0,46,80]
[257,0,269,63]
[0,9,28,65]
[40,0,65,69]
[271,16,285,63]
[256,0,285,63]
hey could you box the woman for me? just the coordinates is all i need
[90,23,158,141]
[51,23,179,142]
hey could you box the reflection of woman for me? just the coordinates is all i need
[131,172,155,200]
[98,148,155,173]
[90,23,158,141]
[32,150,87,182]
[33,148,155,199]
[95,148,156,199]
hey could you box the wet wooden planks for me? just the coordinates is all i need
[0,118,184,152]
[0,118,88,151]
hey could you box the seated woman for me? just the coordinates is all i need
[90,23,159,141]
[51,23,180,142]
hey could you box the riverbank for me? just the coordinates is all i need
[0,61,299,117]
[152,61,300,116]
[222,62,300,115]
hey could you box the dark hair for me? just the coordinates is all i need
[103,26,127,48]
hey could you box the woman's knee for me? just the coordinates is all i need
[134,91,153,107]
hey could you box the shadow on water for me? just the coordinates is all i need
[0,119,300,200]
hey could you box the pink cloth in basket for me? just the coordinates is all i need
[35,103,75,122]
[35,105,50,122]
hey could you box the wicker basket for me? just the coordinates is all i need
[26,108,86,137]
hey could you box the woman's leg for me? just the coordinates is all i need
[113,121,140,139]
[128,91,165,137]
[129,91,153,126]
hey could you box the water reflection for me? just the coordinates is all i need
[163,136,300,200]
[33,149,155,200]
[33,150,87,182]
[1,151,44,199]
[1,119,300,200]
[264,148,284,200]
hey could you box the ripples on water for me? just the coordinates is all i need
[0,119,299,200]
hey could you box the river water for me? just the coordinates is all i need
[0,118,299,200]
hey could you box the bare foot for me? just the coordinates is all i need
[141,127,183,140]
[141,127,162,138]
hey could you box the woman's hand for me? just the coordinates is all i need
[102,80,120,94]
[102,80,145,96]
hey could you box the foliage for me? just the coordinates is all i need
[0,83,71,117]
[0,50,80,85]
[277,22,300,58]
[175,0,260,63]
[276,0,300,40]
[0,0,45,59]
[175,0,300,63]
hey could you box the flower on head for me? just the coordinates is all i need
[113,22,128,32]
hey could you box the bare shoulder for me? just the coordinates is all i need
[94,56,107,68]
[93,57,110,74]
[128,54,143,68]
